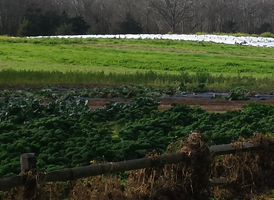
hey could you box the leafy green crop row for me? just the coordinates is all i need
[1,90,274,178]
[0,85,185,99]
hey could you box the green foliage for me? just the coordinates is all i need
[17,8,89,36]
[68,15,90,35]
[257,22,273,34]
[119,13,143,34]
[211,94,223,99]
[186,83,207,93]
[0,69,186,87]
[55,23,73,35]
[196,71,212,84]
[194,83,207,93]
[0,68,274,92]
[1,35,274,90]
[17,19,29,37]
[1,89,274,178]
[260,32,274,38]
[226,87,250,100]
[19,7,61,36]
[211,32,258,37]
[1,37,274,83]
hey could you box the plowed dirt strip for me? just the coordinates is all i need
[159,98,274,112]
[88,98,274,112]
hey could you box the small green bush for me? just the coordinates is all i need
[226,87,250,100]
[260,32,274,38]
[211,94,223,99]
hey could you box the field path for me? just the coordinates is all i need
[88,93,274,112]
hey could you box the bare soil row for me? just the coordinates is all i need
[88,98,274,112]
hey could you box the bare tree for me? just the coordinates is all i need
[149,0,193,33]
[1,0,274,35]
[234,0,262,33]
[0,0,27,35]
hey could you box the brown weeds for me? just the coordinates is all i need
[127,132,212,200]
[211,134,274,199]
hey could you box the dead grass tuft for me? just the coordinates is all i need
[211,134,274,199]
[128,132,211,200]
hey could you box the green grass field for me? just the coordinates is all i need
[0,36,274,91]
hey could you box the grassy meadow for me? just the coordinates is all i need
[0,36,274,91]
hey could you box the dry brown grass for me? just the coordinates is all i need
[211,134,274,199]
[127,133,211,200]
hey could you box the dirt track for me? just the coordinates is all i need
[159,98,274,112]
[88,98,274,112]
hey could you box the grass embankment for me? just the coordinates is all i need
[0,36,274,91]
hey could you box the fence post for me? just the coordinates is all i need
[20,153,37,200]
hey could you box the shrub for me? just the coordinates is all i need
[260,32,274,38]
[226,87,250,100]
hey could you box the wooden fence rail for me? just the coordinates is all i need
[0,142,258,193]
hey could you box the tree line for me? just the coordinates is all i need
[1,0,274,36]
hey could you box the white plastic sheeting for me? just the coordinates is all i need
[29,34,274,48]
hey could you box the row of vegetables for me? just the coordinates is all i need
[0,88,273,177]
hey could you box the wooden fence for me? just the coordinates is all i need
[0,142,258,198]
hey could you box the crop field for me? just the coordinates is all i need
[1,36,274,90]
[1,88,274,173]
[1,35,274,199]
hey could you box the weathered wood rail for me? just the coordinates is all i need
[0,142,258,193]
